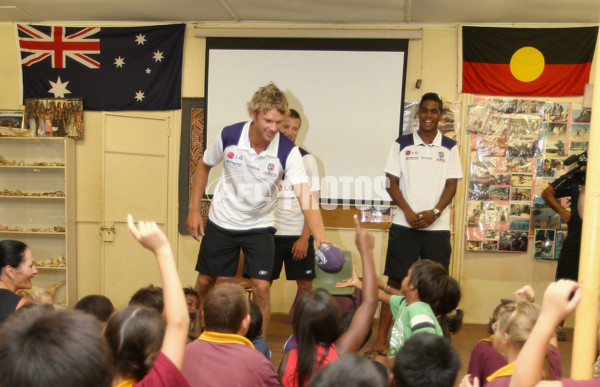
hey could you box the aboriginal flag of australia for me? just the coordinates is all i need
[18,24,185,111]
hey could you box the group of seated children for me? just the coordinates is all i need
[0,214,598,387]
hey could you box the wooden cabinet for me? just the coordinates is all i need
[0,137,76,306]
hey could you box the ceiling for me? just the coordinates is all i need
[1,0,599,25]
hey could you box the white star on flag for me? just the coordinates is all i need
[135,34,146,45]
[114,57,125,68]
[48,76,71,97]
[145,68,151,74]
[153,50,164,62]
[135,90,145,101]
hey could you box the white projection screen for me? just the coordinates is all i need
[204,38,408,204]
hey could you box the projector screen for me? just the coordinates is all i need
[204,38,408,204]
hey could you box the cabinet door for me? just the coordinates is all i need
[101,113,170,307]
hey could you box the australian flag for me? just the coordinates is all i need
[18,24,185,111]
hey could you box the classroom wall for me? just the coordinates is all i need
[0,23,595,323]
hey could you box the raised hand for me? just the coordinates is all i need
[127,214,170,254]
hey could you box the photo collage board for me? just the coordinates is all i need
[465,98,591,256]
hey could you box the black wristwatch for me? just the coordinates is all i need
[433,208,441,219]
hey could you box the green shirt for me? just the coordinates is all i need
[388,295,443,358]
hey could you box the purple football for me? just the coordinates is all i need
[315,243,345,273]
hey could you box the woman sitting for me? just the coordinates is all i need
[0,240,38,326]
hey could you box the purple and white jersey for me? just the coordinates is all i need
[204,121,308,230]
[275,148,320,236]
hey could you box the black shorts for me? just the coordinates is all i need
[195,219,276,280]
[271,235,316,281]
[384,224,451,281]
[555,234,580,281]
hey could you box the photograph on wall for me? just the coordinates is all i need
[516,100,545,115]
[554,231,567,259]
[510,114,541,136]
[544,102,569,122]
[489,98,518,114]
[402,101,420,135]
[466,104,489,134]
[531,197,561,229]
[23,98,84,139]
[534,229,555,259]
[498,230,528,252]
[0,110,29,137]
[570,124,590,141]
[571,106,591,123]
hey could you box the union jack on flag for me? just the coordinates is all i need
[19,25,101,69]
[18,24,185,111]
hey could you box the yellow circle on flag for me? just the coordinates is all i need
[510,47,545,82]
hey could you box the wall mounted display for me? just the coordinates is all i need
[23,98,84,139]
[465,98,591,255]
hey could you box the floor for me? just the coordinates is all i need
[266,313,574,383]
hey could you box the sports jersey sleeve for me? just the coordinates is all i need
[303,154,320,193]
[284,147,308,186]
[383,141,402,178]
[389,295,407,319]
[405,302,438,335]
[446,145,463,180]
[202,134,224,167]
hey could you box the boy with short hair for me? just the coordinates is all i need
[182,283,279,386]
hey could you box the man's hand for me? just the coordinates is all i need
[291,236,309,261]
[186,211,205,241]
[412,210,436,229]
[559,208,571,224]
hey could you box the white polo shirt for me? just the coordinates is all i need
[274,149,320,236]
[204,121,308,230]
[384,130,462,231]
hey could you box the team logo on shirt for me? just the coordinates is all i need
[436,151,446,162]
[405,149,419,160]
[264,162,277,177]
[225,151,243,167]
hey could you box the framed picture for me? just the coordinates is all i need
[178,97,206,235]
[0,110,28,137]
[23,98,84,139]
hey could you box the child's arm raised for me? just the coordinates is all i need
[335,215,378,355]
[127,215,190,369]
[509,280,582,387]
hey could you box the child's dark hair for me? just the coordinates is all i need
[307,353,386,387]
[409,259,463,334]
[245,300,263,341]
[104,305,165,381]
[0,305,113,387]
[393,333,461,387]
[129,284,163,313]
[183,287,199,300]
[293,288,341,387]
[75,294,115,323]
